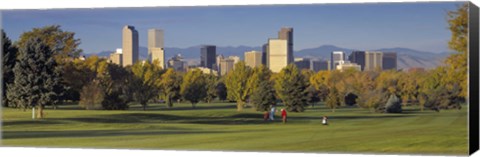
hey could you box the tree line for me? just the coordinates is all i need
[2,3,468,118]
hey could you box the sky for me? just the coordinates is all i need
[1,2,463,54]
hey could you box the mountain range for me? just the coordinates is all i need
[88,45,454,70]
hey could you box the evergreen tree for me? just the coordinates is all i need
[274,64,308,112]
[250,79,276,112]
[2,30,18,107]
[7,37,62,118]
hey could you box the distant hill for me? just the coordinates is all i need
[87,45,454,69]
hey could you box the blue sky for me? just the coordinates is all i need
[1,2,462,54]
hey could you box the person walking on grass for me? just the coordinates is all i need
[322,116,328,125]
[269,104,276,121]
[281,108,287,124]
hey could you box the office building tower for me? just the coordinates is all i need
[219,58,235,76]
[122,25,139,67]
[348,51,366,71]
[267,39,288,73]
[109,48,123,66]
[245,50,263,68]
[294,58,311,70]
[148,29,165,69]
[262,43,268,65]
[278,27,294,64]
[216,54,224,71]
[331,51,346,70]
[201,45,216,69]
[311,60,330,72]
[365,51,383,71]
[382,52,397,70]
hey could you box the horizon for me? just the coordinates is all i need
[1,2,462,54]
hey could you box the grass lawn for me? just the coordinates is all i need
[1,102,468,155]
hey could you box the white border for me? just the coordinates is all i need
[0,0,472,10]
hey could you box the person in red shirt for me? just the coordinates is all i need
[281,108,287,124]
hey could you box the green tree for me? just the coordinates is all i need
[16,25,82,62]
[225,61,252,111]
[325,87,340,112]
[2,30,18,107]
[274,64,308,112]
[204,74,218,103]
[445,3,468,99]
[180,69,207,108]
[100,63,132,110]
[246,65,272,98]
[216,79,228,102]
[6,37,62,118]
[130,61,163,110]
[159,68,182,107]
[250,79,276,112]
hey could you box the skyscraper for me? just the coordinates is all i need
[278,27,294,64]
[201,45,216,69]
[245,50,262,68]
[365,51,383,71]
[331,51,346,70]
[262,43,268,65]
[267,39,288,73]
[219,58,235,76]
[348,51,366,71]
[148,29,165,69]
[382,52,397,70]
[122,25,138,67]
[122,25,139,67]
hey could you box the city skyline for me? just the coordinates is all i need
[1,2,461,54]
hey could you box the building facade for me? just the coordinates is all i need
[294,58,311,70]
[278,27,294,64]
[262,43,268,65]
[122,25,139,67]
[245,50,263,68]
[109,48,123,65]
[382,52,397,70]
[167,54,185,72]
[219,58,235,76]
[311,60,330,72]
[348,51,366,71]
[148,29,165,69]
[201,45,216,69]
[336,61,361,72]
[364,51,383,71]
[331,51,346,70]
[267,39,289,73]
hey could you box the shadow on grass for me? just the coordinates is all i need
[2,129,232,139]
[158,104,237,111]
[2,120,65,126]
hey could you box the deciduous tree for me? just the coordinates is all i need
[181,69,207,108]
[225,61,252,111]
